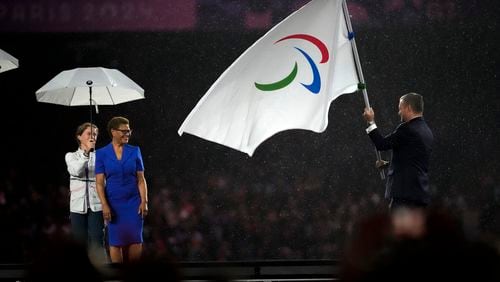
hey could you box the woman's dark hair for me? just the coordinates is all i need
[107,116,130,138]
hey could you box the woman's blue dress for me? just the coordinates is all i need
[95,143,144,246]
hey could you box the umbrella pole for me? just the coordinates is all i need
[89,86,93,132]
[87,81,94,151]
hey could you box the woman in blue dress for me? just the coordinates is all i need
[95,116,148,263]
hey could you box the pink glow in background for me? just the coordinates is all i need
[0,0,196,32]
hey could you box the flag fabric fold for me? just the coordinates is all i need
[178,0,359,156]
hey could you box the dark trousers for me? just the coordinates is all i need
[389,198,428,212]
[70,210,106,262]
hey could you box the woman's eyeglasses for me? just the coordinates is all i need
[113,129,132,135]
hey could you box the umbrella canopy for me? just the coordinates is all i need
[0,49,19,73]
[35,67,144,106]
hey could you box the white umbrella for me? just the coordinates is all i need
[36,67,144,108]
[36,67,145,131]
[0,49,19,73]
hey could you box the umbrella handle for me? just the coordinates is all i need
[91,99,99,114]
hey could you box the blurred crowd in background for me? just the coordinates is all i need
[1,161,498,263]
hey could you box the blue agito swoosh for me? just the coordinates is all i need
[295,47,321,94]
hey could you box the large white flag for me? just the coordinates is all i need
[178,0,359,156]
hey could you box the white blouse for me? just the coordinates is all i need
[65,148,102,213]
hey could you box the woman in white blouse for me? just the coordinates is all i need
[65,122,106,263]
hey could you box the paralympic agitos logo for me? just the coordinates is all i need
[254,34,330,94]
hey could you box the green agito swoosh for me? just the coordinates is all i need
[254,62,298,91]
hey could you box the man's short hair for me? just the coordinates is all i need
[401,92,424,113]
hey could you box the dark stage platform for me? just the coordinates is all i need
[0,260,339,281]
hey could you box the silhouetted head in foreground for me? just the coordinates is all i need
[341,207,500,282]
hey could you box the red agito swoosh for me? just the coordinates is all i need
[275,34,329,63]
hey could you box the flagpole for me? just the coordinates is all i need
[342,0,385,180]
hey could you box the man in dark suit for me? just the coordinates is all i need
[363,93,433,210]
